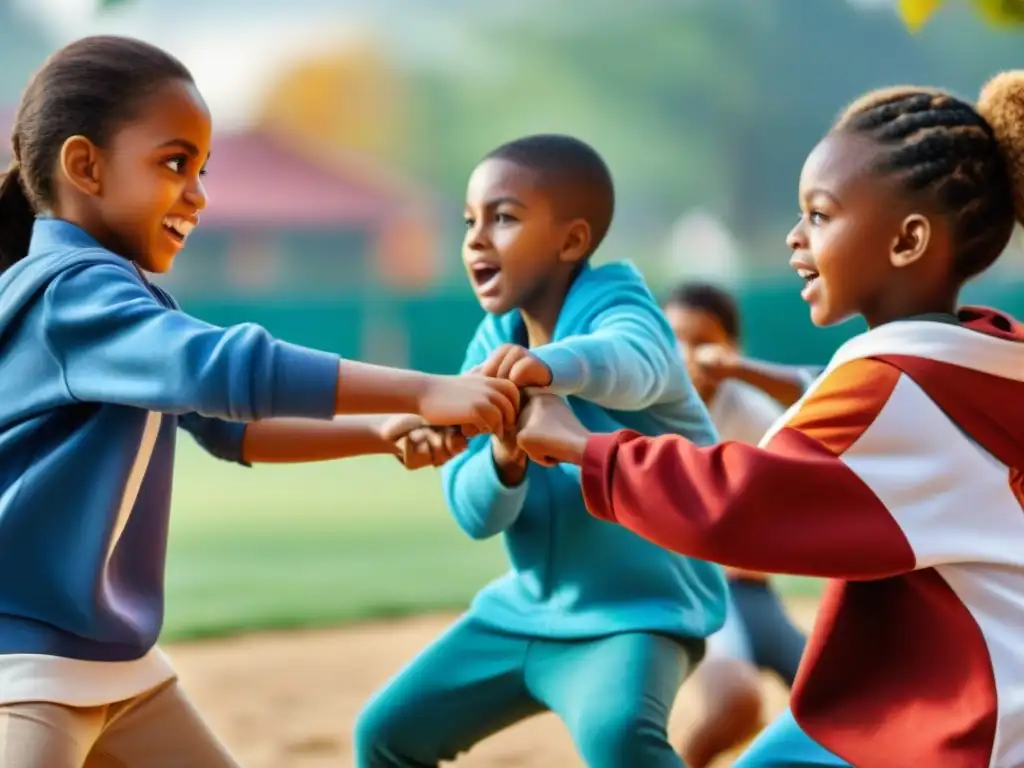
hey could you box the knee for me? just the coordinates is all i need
[701,658,764,731]
[573,705,672,768]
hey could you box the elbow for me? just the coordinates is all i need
[458,516,502,541]
[626,346,674,408]
[626,365,671,410]
[443,491,510,541]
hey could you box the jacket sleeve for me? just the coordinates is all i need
[440,321,528,540]
[580,358,993,579]
[42,262,340,421]
[178,413,250,466]
[531,296,687,411]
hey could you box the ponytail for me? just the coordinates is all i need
[0,162,35,272]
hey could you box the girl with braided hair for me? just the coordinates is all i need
[511,72,1024,767]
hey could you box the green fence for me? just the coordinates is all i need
[179,278,1024,374]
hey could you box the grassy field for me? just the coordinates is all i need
[164,439,819,642]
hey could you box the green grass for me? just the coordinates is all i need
[164,441,820,642]
[163,443,506,641]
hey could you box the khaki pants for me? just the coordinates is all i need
[0,680,240,768]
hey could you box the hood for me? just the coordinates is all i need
[0,219,129,338]
[830,307,1024,472]
[552,260,657,333]
[484,259,663,344]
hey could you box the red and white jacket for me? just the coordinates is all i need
[582,308,1024,768]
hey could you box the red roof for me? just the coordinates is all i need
[201,130,426,228]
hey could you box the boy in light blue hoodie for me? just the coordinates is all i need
[354,135,728,768]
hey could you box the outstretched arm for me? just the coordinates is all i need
[727,358,820,407]
[179,414,423,465]
[531,299,689,411]
[45,258,517,432]
[521,359,1001,579]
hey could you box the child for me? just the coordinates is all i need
[353,134,728,768]
[515,74,1024,768]
[663,282,808,767]
[664,282,820,409]
[0,35,517,768]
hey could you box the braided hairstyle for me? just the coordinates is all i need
[833,72,1024,280]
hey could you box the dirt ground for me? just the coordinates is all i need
[167,597,818,768]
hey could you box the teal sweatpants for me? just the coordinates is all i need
[732,709,852,768]
[353,615,701,768]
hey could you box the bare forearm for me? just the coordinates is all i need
[241,415,395,464]
[730,359,810,407]
[333,360,429,415]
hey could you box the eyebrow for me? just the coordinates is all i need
[484,195,526,208]
[157,138,207,159]
[804,188,840,206]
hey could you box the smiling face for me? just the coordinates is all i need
[462,157,588,316]
[60,78,211,274]
[786,131,945,327]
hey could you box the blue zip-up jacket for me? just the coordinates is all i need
[0,219,341,668]
[442,261,728,640]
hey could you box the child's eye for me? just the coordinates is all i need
[164,156,187,174]
[809,211,827,226]
[494,212,517,225]
[463,217,475,229]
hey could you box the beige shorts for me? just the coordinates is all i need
[0,679,240,768]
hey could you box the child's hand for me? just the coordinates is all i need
[516,394,591,466]
[381,415,468,470]
[691,343,740,383]
[477,344,553,389]
[398,426,468,470]
[416,374,520,437]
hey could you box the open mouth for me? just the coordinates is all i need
[795,266,820,297]
[162,216,196,245]
[470,263,502,295]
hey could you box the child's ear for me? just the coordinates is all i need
[559,218,592,264]
[890,213,931,269]
[59,135,103,198]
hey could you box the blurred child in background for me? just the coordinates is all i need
[663,283,808,767]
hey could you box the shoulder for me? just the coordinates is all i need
[575,261,659,308]
[782,358,902,455]
[568,262,671,330]
[44,252,149,298]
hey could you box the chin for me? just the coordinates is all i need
[137,250,176,275]
[477,294,515,315]
[809,304,855,328]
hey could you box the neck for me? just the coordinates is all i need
[50,205,121,259]
[518,263,581,347]
[862,284,959,330]
[521,305,559,347]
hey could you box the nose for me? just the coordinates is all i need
[786,219,806,251]
[183,177,208,212]
[465,221,489,251]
